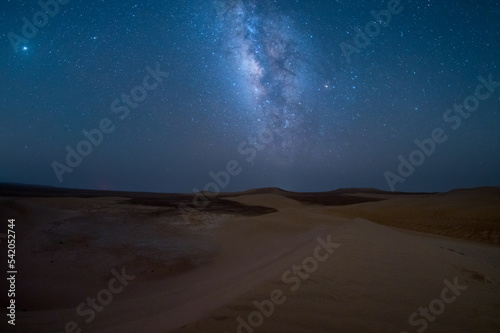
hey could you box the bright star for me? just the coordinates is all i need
[22,46,28,51]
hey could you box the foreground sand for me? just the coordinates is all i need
[0,186,499,332]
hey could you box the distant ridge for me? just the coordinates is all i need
[228,187,295,196]
[224,187,434,196]
[443,186,500,196]
[0,182,183,198]
[1,182,494,200]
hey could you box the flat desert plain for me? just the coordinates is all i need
[0,185,499,333]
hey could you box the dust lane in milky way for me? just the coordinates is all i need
[215,0,320,164]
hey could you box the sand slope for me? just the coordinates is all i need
[0,188,499,333]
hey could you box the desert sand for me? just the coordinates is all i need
[0,185,499,333]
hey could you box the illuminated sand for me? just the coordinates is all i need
[0,186,499,332]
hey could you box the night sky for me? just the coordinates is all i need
[1,0,499,193]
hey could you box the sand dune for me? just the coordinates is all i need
[0,186,499,332]
[329,187,500,244]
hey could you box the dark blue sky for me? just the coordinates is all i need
[1,0,499,193]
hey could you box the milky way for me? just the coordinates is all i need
[215,0,316,163]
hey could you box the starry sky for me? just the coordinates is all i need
[1,0,499,193]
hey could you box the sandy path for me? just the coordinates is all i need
[169,195,500,333]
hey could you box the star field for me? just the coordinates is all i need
[0,0,499,192]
